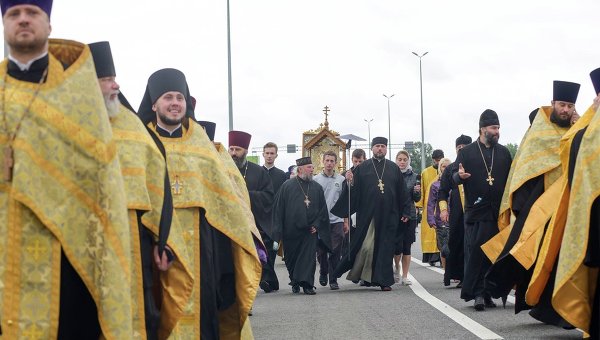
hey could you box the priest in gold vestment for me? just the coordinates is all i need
[137,68,261,339]
[483,81,580,325]
[0,2,135,339]
[417,150,443,265]
[89,41,194,340]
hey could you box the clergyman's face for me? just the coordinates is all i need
[372,144,387,159]
[551,100,575,124]
[152,91,186,127]
[98,76,120,117]
[263,147,277,165]
[298,164,314,181]
[3,5,51,56]
[481,125,500,145]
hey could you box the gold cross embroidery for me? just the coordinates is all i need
[26,239,46,261]
[23,325,43,338]
[172,175,184,195]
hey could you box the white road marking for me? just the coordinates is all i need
[406,272,504,340]
[411,258,516,305]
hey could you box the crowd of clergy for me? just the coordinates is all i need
[0,0,599,339]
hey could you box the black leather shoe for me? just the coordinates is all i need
[381,286,392,292]
[330,282,340,290]
[474,296,485,311]
[319,274,327,286]
[260,280,273,293]
[292,284,300,294]
[303,287,316,295]
[484,296,497,308]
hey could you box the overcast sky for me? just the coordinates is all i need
[12,0,599,168]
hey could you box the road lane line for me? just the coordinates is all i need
[407,273,504,340]
[411,258,516,305]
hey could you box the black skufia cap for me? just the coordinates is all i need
[137,68,195,124]
[553,80,580,103]
[479,109,500,128]
[198,121,216,141]
[89,41,115,78]
[455,134,472,147]
[371,136,388,147]
[296,157,312,166]
[590,68,600,95]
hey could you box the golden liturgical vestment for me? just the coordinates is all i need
[482,107,568,267]
[111,104,194,338]
[149,120,261,339]
[417,166,439,258]
[530,105,600,332]
[0,40,134,338]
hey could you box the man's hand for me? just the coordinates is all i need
[458,163,471,180]
[571,110,580,125]
[400,216,409,223]
[273,241,280,251]
[345,170,354,184]
[440,209,449,224]
[414,184,421,193]
[154,245,173,272]
[343,219,349,234]
[309,226,317,234]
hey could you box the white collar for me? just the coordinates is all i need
[8,51,48,71]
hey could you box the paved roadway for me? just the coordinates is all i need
[251,224,582,340]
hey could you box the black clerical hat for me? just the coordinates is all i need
[553,80,580,104]
[455,135,472,147]
[296,157,312,166]
[371,136,388,147]
[89,41,115,78]
[590,68,600,95]
[479,109,499,127]
[529,108,539,125]
[199,121,216,141]
[1,0,52,17]
[432,149,444,160]
[137,68,195,124]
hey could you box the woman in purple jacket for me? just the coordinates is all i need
[427,158,451,270]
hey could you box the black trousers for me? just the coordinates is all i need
[317,222,344,283]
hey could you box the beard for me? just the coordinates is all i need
[299,172,313,181]
[232,151,248,168]
[484,130,499,146]
[373,151,386,160]
[7,33,48,56]
[550,109,572,128]
[157,109,184,126]
[104,93,120,118]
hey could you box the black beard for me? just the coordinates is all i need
[550,109,571,128]
[374,154,385,160]
[484,131,499,146]
[157,111,184,126]
[233,156,246,168]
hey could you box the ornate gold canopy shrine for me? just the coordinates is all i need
[302,106,347,174]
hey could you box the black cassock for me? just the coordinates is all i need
[264,165,288,195]
[452,140,512,301]
[272,177,332,288]
[331,158,412,288]
[438,161,465,285]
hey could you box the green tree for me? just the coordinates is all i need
[505,142,518,158]
[406,141,433,174]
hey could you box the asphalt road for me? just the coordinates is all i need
[251,224,582,340]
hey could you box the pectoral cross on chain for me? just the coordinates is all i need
[304,195,311,208]
[172,175,184,195]
[486,174,495,186]
[378,179,385,194]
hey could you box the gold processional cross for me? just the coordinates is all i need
[172,175,184,195]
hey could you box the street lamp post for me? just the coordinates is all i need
[227,0,234,131]
[383,94,395,159]
[412,51,428,172]
[364,118,374,157]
